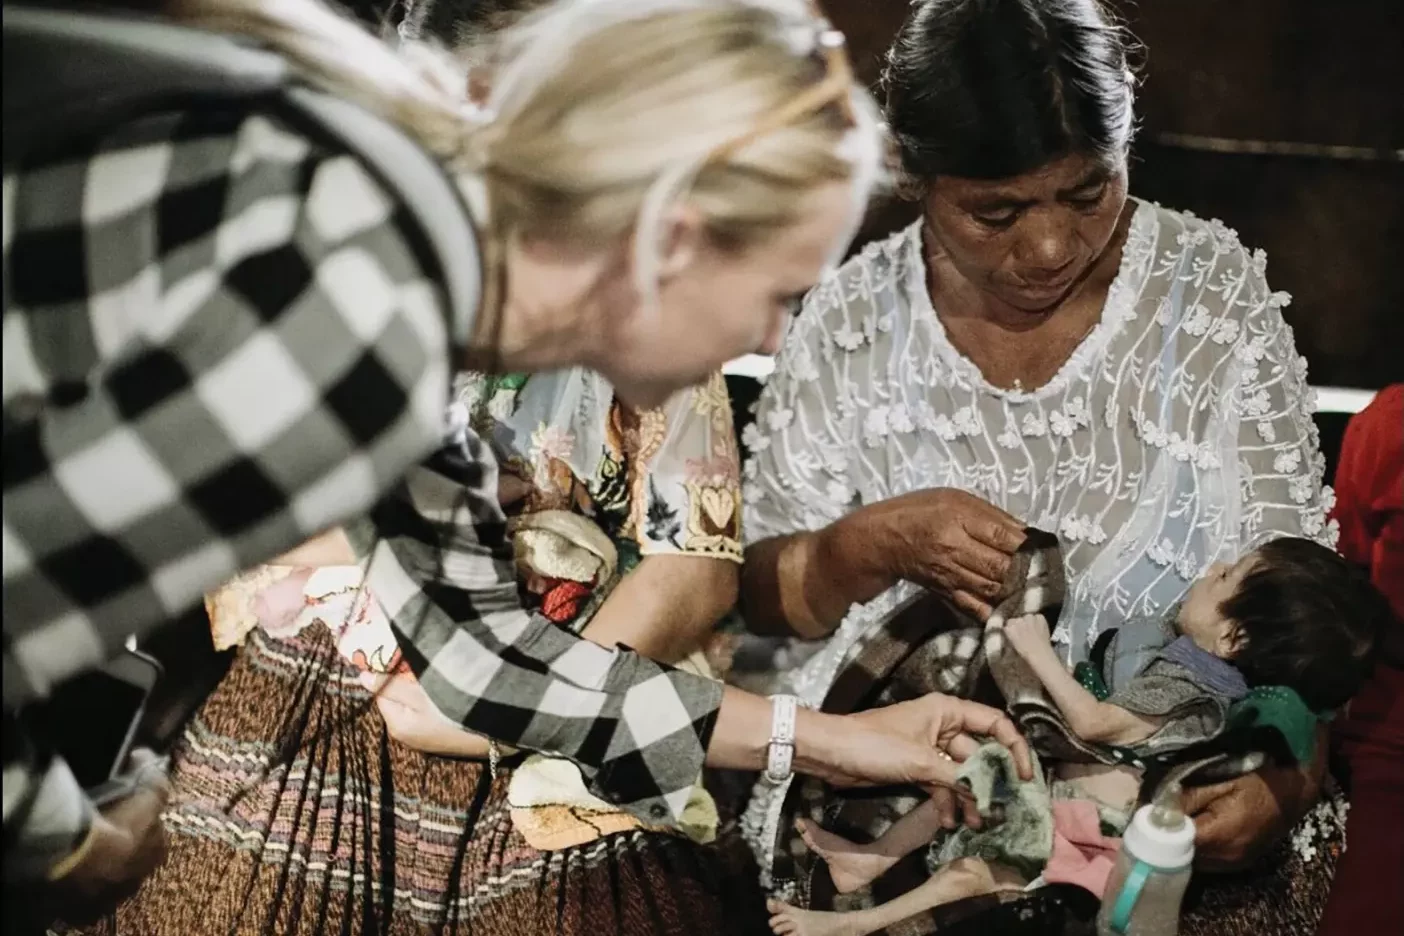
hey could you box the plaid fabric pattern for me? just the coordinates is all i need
[4,100,731,876]
[347,432,725,827]
[2,105,455,876]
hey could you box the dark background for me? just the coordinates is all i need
[727,0,1401,475]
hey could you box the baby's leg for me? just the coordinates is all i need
[798,798,949,894]
[766,858,1027,936]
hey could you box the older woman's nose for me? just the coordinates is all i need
[1017,211,1077,274]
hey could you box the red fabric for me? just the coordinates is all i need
[1042,799,1122,898]
[1320,389,1404,936]
[1317,665,1404,936]
[1330,384,1404,659]
[539,579,593,624]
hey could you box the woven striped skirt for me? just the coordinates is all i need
[70,626,769,936]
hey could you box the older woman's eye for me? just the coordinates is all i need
[973,208,1018,228]
[1067,184,1107,209]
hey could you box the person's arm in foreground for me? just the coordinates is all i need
[371,377,742,756]
[370,552,738,758]
[1004,614,1160,745]
[3,114,461,889]
[738,291,1024,640]
[348,436,1033,826]
[1186,255,1333,871]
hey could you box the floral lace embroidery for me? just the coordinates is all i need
[738,200,1337,877]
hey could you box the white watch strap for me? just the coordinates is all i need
[765,694,800,784]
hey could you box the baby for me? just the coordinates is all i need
[768,537,1387,936]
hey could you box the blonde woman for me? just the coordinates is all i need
[5,0,1034,931]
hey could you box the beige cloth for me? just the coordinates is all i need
[507,649,721,851]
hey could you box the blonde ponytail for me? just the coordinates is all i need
[154,0,883,306]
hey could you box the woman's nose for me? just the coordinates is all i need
[757,313,789,356]
[1017,210,1076,271]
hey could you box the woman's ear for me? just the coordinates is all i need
[656,204,706,280]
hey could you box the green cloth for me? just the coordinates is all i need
[932,743,1052,880]
[1074,660,1111,701]
[1224,685,1322,765]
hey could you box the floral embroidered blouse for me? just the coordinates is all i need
[742,199,1336,706]
[461,367,744,575]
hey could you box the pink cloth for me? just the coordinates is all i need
[1042,799,1122,897]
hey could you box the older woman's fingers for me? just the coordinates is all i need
[956,538,1017,584]
[1180,779,1236,817]
[951,589,995,622]
[969,516,1026,555]
[939,562,1003,601]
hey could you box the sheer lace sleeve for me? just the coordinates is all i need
[742,276,862,544]
[1228,255,1337,550]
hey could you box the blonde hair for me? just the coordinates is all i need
[158,0,882,301]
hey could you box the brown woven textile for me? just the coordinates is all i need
[58,626,769,936]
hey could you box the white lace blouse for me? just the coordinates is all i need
[742,198,1337,705]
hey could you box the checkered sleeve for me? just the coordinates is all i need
[346,432,725,827]
[3,107,456,711]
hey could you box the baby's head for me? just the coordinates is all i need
[1176,537,1388,713]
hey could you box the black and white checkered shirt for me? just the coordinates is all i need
[2,105,721,880]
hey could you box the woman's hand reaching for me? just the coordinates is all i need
[793,693,1032,827]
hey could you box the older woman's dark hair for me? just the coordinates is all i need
[884,0,1135,184]
[1221,537,1389,714]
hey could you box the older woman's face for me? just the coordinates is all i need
[922,152,1128,313]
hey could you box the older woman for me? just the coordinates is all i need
[739,0,1340,929]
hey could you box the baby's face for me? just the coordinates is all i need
[1176,551,1261,657]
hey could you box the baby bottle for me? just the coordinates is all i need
[1096,781,1196,936]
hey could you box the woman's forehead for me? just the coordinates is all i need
[931,152,1113,203]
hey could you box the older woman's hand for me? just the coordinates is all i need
[837,489,1026,621]
[1182,737,1326,871]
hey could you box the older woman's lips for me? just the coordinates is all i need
[1015,275,1075,297]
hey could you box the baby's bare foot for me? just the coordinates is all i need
[796,818,898,894]
[767,898,862,936]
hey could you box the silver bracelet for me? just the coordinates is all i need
[765,694,800,784]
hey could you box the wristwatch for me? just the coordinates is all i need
[765,694,800,784]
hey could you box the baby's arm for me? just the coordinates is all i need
[1003,615,1161,746]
